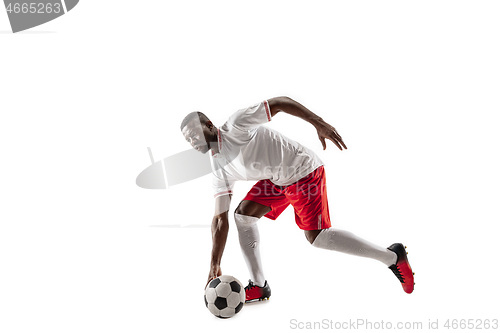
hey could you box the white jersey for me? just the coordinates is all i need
[210,100,323,198]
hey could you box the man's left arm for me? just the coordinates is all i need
[268,96,347,151]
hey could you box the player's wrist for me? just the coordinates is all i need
[310,116,324,129]
[209,261,221,271]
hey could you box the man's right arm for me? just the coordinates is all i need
[207,194,232,286]
[268,96,347,151]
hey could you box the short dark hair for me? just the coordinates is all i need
[180,111,210,130]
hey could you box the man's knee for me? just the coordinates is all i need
[234,201,247,216]
[305,229,323,244]
[235,200,271,218]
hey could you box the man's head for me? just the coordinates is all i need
[180,111,217,154]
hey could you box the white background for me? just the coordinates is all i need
[1,1,499,332]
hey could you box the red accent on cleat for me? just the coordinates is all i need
[244,280,271,303]
[388,243,414,294]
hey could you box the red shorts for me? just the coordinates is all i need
[243,166,331,230]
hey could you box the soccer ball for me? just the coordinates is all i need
[204,275,245,318]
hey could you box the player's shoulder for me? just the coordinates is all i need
[227,102,260,122]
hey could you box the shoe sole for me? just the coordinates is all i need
[245,296,270,304]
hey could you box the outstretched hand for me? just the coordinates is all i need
[315,119,347,151]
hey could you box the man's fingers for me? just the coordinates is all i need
[318,125,347,151]
[329,130,347,150]
[332,135,347,149]
[328,136,342,150]
[319,136,326,150]
[324,131,342,150]
[206,275,216,288]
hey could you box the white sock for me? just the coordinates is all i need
[312,228,397,266]
[234,213,266,287]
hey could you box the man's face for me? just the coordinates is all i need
[181,118,211,154]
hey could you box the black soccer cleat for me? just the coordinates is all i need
[244,280,271,303]
[388,243,415,294]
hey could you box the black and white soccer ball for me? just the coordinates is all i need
[204,275,245,318]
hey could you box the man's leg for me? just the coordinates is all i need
[236,178,291,302]
[305,229,415,293]
[304,229,397,266]
[290,166,414,293]
[234,200,271,287]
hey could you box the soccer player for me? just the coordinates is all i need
[180,97,414,302]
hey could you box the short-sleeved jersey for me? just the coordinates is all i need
[210,100,323,199]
